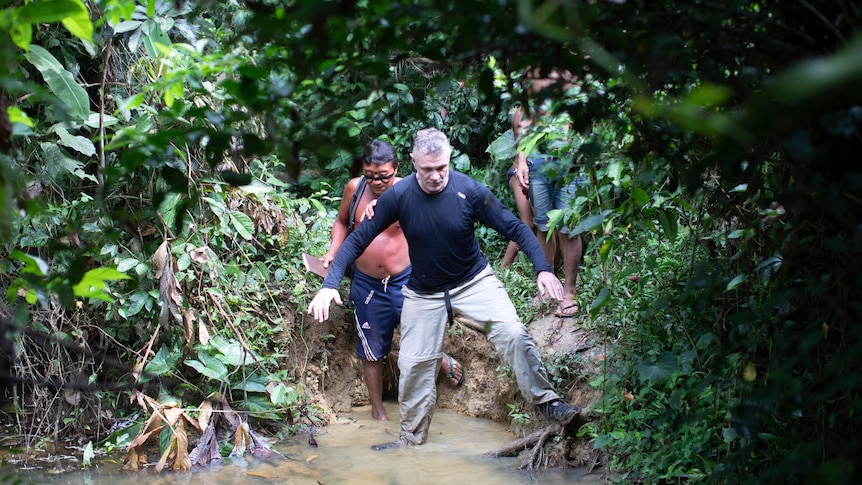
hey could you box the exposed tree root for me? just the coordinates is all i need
[522,425,559,471]
[484,423,564,458]
[484,413,590,472]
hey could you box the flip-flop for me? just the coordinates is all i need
[443,353,464,387]
[554,303,579,318]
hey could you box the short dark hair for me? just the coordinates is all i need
[363,139,399,168]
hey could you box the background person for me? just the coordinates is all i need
[500,163,536,269]
[513,68,584,317]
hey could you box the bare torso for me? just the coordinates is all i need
[353,179,410,279]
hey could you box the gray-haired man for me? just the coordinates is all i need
[308,128,579,450]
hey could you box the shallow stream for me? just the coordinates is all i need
[5,403,601,485]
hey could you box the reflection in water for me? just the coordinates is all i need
[7,403,601,485]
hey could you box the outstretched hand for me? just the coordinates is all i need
[307,288,343,322]
[536,271,565,302]
[360,199,377,222]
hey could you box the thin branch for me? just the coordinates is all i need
[800,0,846,41]
[98,38,113,187]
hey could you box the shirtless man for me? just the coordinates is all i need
[320,139,463,421]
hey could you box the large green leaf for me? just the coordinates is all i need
[10,251,49,275]
[657,209,679,241]
[229,210,254,240]
[61,7,93,41]
[17,0,87,25]
[72,267,131,302]
[231,373,268,393]
[571,209,612,236]
[55,125,96,156]
[185,351,228,381]
[7,106,34,127]
[24,45,91,122]
[485,129,517,163]
[141,346,179,382]
[40,142,97,182]
[635,351,679,385]
[9,22,32,50]
[140,18,171,57]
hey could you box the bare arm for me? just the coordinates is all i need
[513,107,530,190]
[321,178,360,269]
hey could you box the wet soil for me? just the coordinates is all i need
[296,303,604,468]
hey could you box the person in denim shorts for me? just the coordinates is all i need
[513,68,584,317]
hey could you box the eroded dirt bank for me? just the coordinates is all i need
[294,304,604,468]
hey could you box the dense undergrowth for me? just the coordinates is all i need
[2,0,861,482]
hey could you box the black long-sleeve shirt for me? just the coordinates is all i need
[322,171,552,293]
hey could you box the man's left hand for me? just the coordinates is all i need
[536,271,565,302]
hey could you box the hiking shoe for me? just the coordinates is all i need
[539,399,579,423]
[371,437,411,451]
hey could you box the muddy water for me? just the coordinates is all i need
[8,403,601,485]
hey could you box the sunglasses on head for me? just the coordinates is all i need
[364,173,396,182]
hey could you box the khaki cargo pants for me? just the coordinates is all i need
[396,265,560,445]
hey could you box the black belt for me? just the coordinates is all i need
[444,289,454,326]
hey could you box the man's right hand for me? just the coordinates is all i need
[320,253,334,269]
[515,153,530,189]
[307,288,343,322]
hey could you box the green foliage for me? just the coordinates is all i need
[506,403,531,426]
[1,0,861,482]
[1,0,92,50]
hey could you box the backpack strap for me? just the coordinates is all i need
[347,177,367,234]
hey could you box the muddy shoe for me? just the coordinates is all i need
[539,399,579,424]
[371,437,410,451]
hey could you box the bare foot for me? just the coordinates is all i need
[554,297,579,318]
[440,353,464,386]
[371,407,388,421]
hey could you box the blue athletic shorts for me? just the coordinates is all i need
[349,266,411,361]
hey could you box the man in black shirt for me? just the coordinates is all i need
[308,128,579,450]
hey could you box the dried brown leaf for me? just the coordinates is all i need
[64,389,81,406]
[126,424,164,450]
[171,420,191,472]
[152,240,170,278]
[231,421,250,457]
[182,411,202,433]
[218,398,242,430]
[189,246,210,264]
[198,319,211,346]
[183,307,196,346]
[131,361,144,384]
[198,400,213,432]
[122,447,140,472]
[158,260,183,326]
[189,423,220,467]
[163,406,185,427]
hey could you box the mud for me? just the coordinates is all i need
[292,303,603,467]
